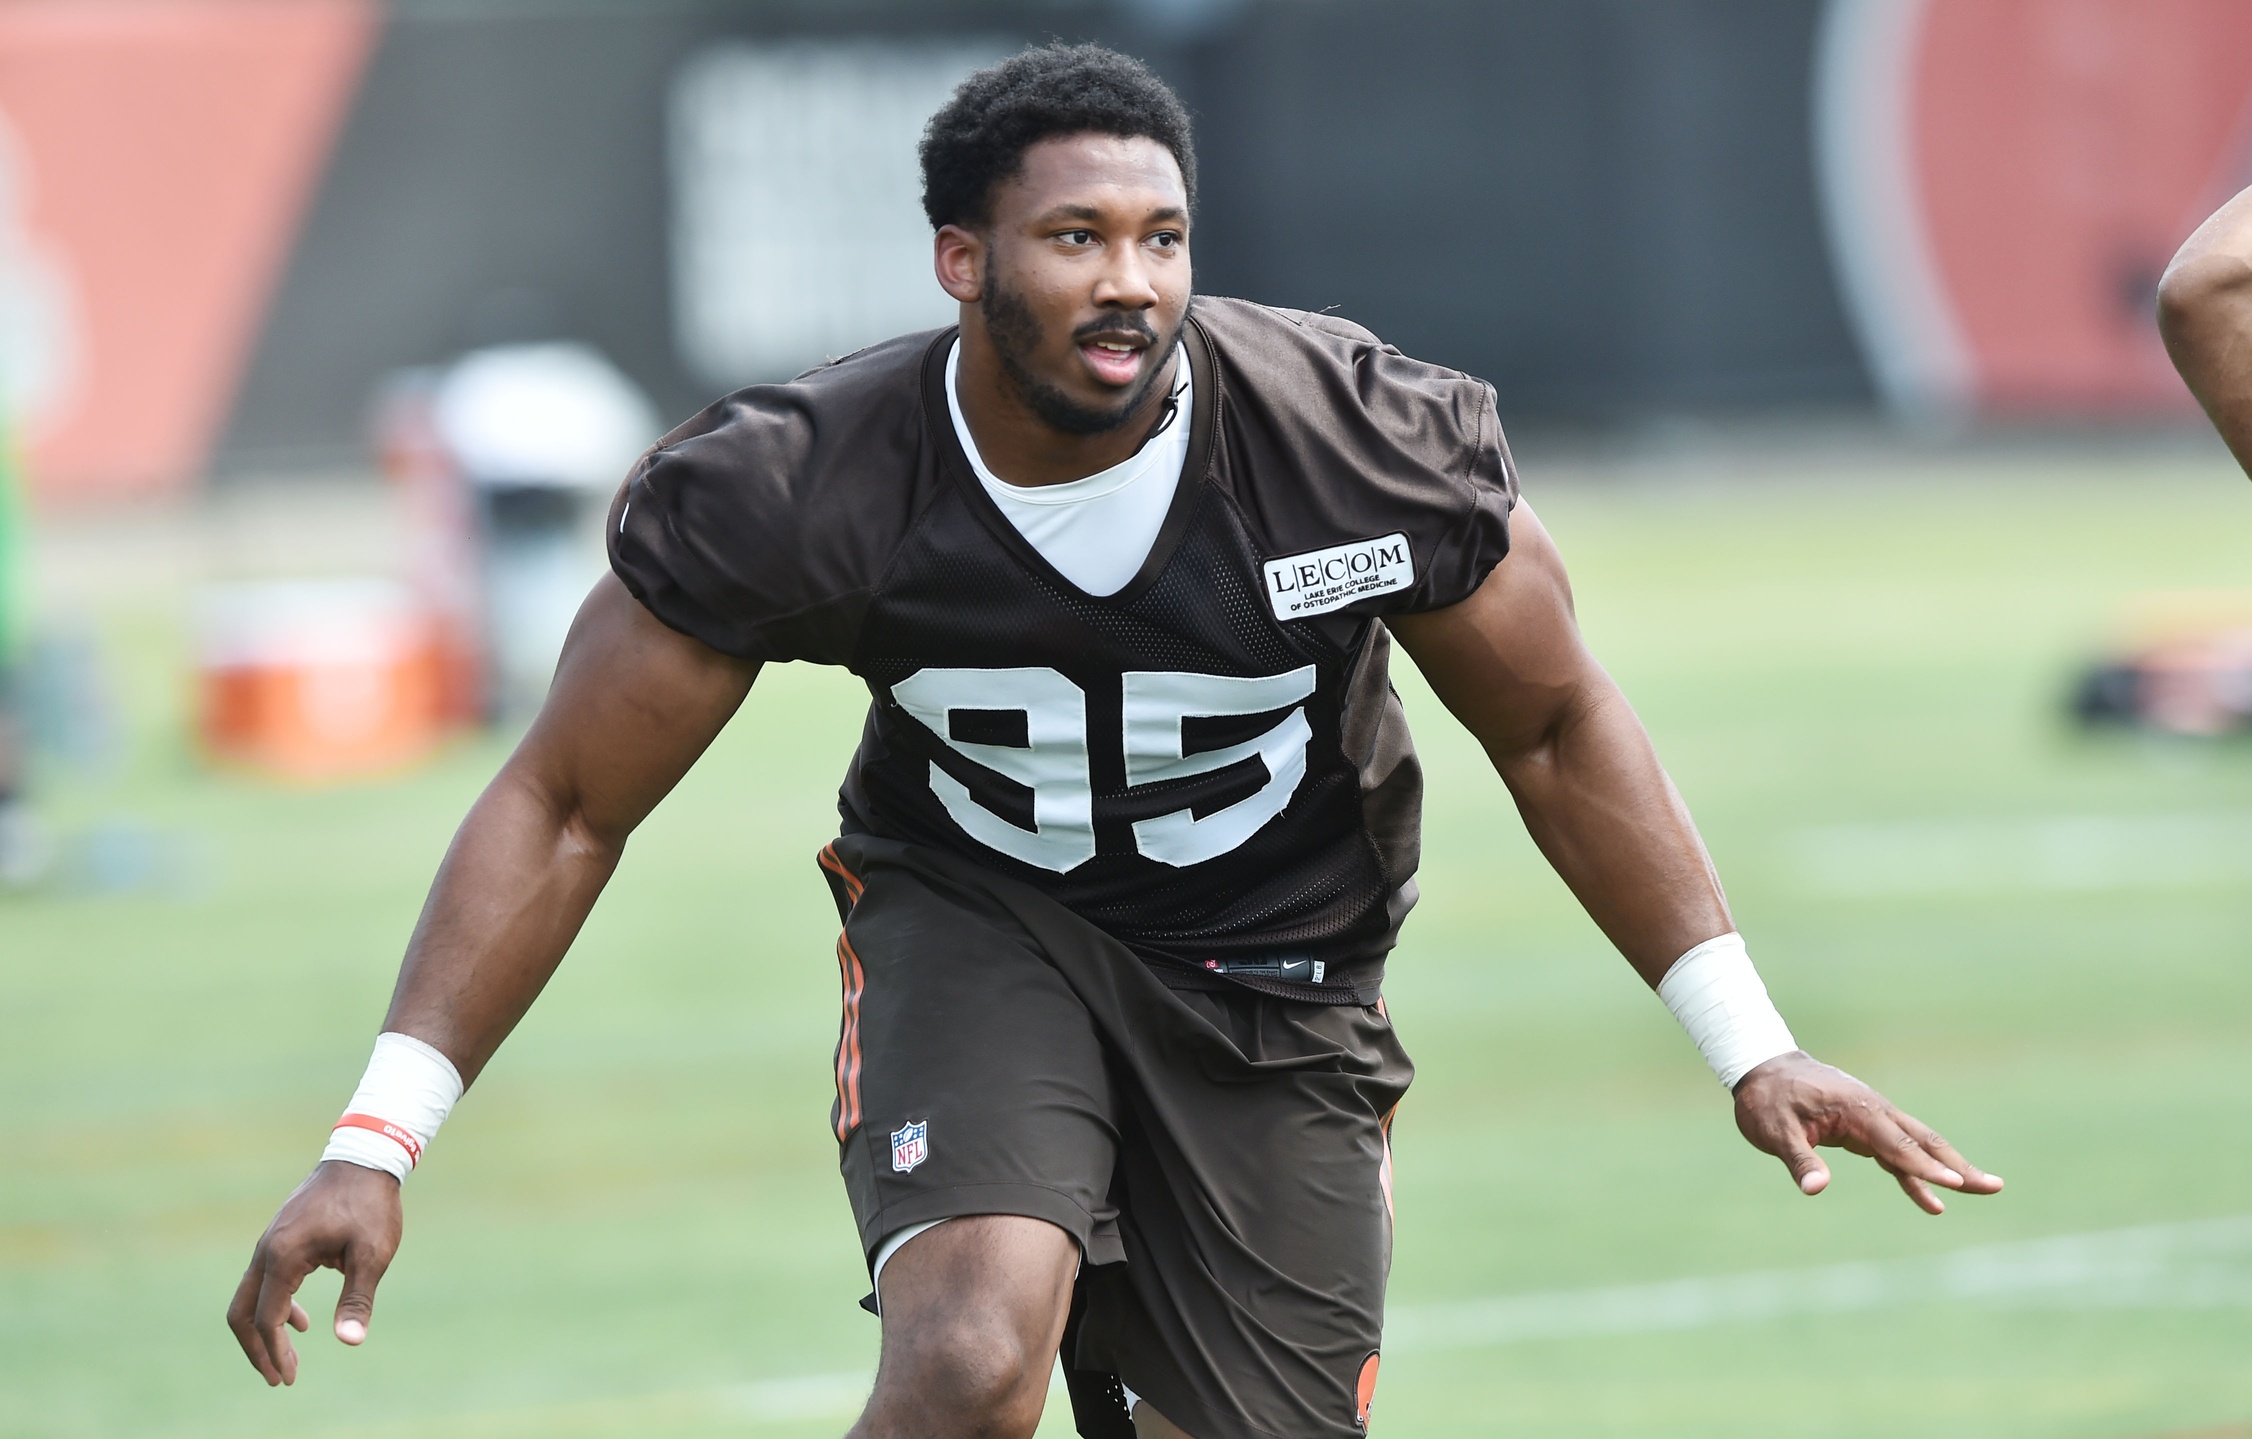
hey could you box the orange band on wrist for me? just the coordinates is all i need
[334,1112,424,1166]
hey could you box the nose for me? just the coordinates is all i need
[1091,240,1160,312]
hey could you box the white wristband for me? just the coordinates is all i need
[1656,933,1798,1089]
[319,1032,464,1180]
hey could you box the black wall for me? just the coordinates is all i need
[1189,0,1867,412]
[216,0,1870,474]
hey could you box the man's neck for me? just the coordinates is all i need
[954,324,1180,488]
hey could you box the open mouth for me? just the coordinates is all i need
[1077,334,1149,387]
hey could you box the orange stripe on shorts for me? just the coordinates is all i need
[817,843,865,902]
[819,845,869,1141]
[831,931,867,1141]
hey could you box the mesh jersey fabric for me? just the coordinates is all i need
[610,297,1519,982]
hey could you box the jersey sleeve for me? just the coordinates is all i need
[1381,367,1517,616]
[606,331,938,665]
[1297,306,1519,616]
[607,395,831,664]
[607,405,877,668]
[1203,301,1520,619]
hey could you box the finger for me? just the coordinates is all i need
[1853,1110,1966,1190]
[253,1254,313,1386]
[289,1301,310,1333]
[227,1262,284,1386]
[1894,1112,2004,1194]
[1772,1129,1831,1195]
[334,1240,392,1346]
[1893,1166,1945,1215]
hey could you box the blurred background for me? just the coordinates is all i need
[3,0,2251,1435]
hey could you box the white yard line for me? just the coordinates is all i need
[700,1218,2252,1416]
[1786,813,2252,896]
[1386,1215,2252,1352]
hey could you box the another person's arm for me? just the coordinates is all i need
[2159,184,2252,475]
[225,575,757,1384]
[1388,505,2001,1211]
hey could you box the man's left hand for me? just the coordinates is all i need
[1731,1052,2003,1213]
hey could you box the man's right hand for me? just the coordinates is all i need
[226,1161,402,1385]
[220,578,758,1388]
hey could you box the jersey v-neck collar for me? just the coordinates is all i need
[921,314,1219,607]
[944,337,1191,507]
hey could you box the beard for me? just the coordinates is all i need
[981,266,1183,436]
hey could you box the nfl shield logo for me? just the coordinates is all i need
[890,1119,929,1173]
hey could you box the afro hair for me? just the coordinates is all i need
[919,43,1197,231]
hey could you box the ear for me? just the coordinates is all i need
[934,224,985,304]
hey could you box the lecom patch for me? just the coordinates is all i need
[1262,533,1415,620]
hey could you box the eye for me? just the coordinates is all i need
[1057,229,1096,247]
[1150,231,1183,250]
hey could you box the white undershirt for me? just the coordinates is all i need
[945,338,1191,598]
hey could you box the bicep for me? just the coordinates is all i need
[1387,503,1603,762]
[507,573,760,845]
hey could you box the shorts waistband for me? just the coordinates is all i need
[1148,950,1385,1006]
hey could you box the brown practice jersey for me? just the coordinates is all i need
[609,297,1517,998]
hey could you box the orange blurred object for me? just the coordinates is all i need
[197,580,447,781]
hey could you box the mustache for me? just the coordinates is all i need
[1071,314,1159,347]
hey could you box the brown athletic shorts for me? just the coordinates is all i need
[818,833,1412,1439]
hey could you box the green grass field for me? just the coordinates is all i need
[6,449,2252,1437]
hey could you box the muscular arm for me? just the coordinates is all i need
[228,576,757,1384]
[1389,505,2000,1211]
[2159,184,2252,476]
[382,575,758,1080]
[1387,507,1727,985]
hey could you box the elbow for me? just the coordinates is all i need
[2156,250,2252,345]
[495,760,629,872]
[1485,680,1602,787]
[556,802,630,871]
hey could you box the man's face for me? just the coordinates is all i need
[970,134,1191,434]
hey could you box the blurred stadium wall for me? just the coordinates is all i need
[0,0,2246,503]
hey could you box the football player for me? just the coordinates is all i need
[228,44,2000,1439]
[2161,183,2252,475]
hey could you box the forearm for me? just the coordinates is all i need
[380,764,624,1084]
[2160,185,2252,475]
[1490,674,1731,987]
[1390,512,2000,1211]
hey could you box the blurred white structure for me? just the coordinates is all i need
[432,342,657,719]
[434,342,659,491]
[1813,0,1973,428]
[669,38,1009,388]
[0,108,78,441]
